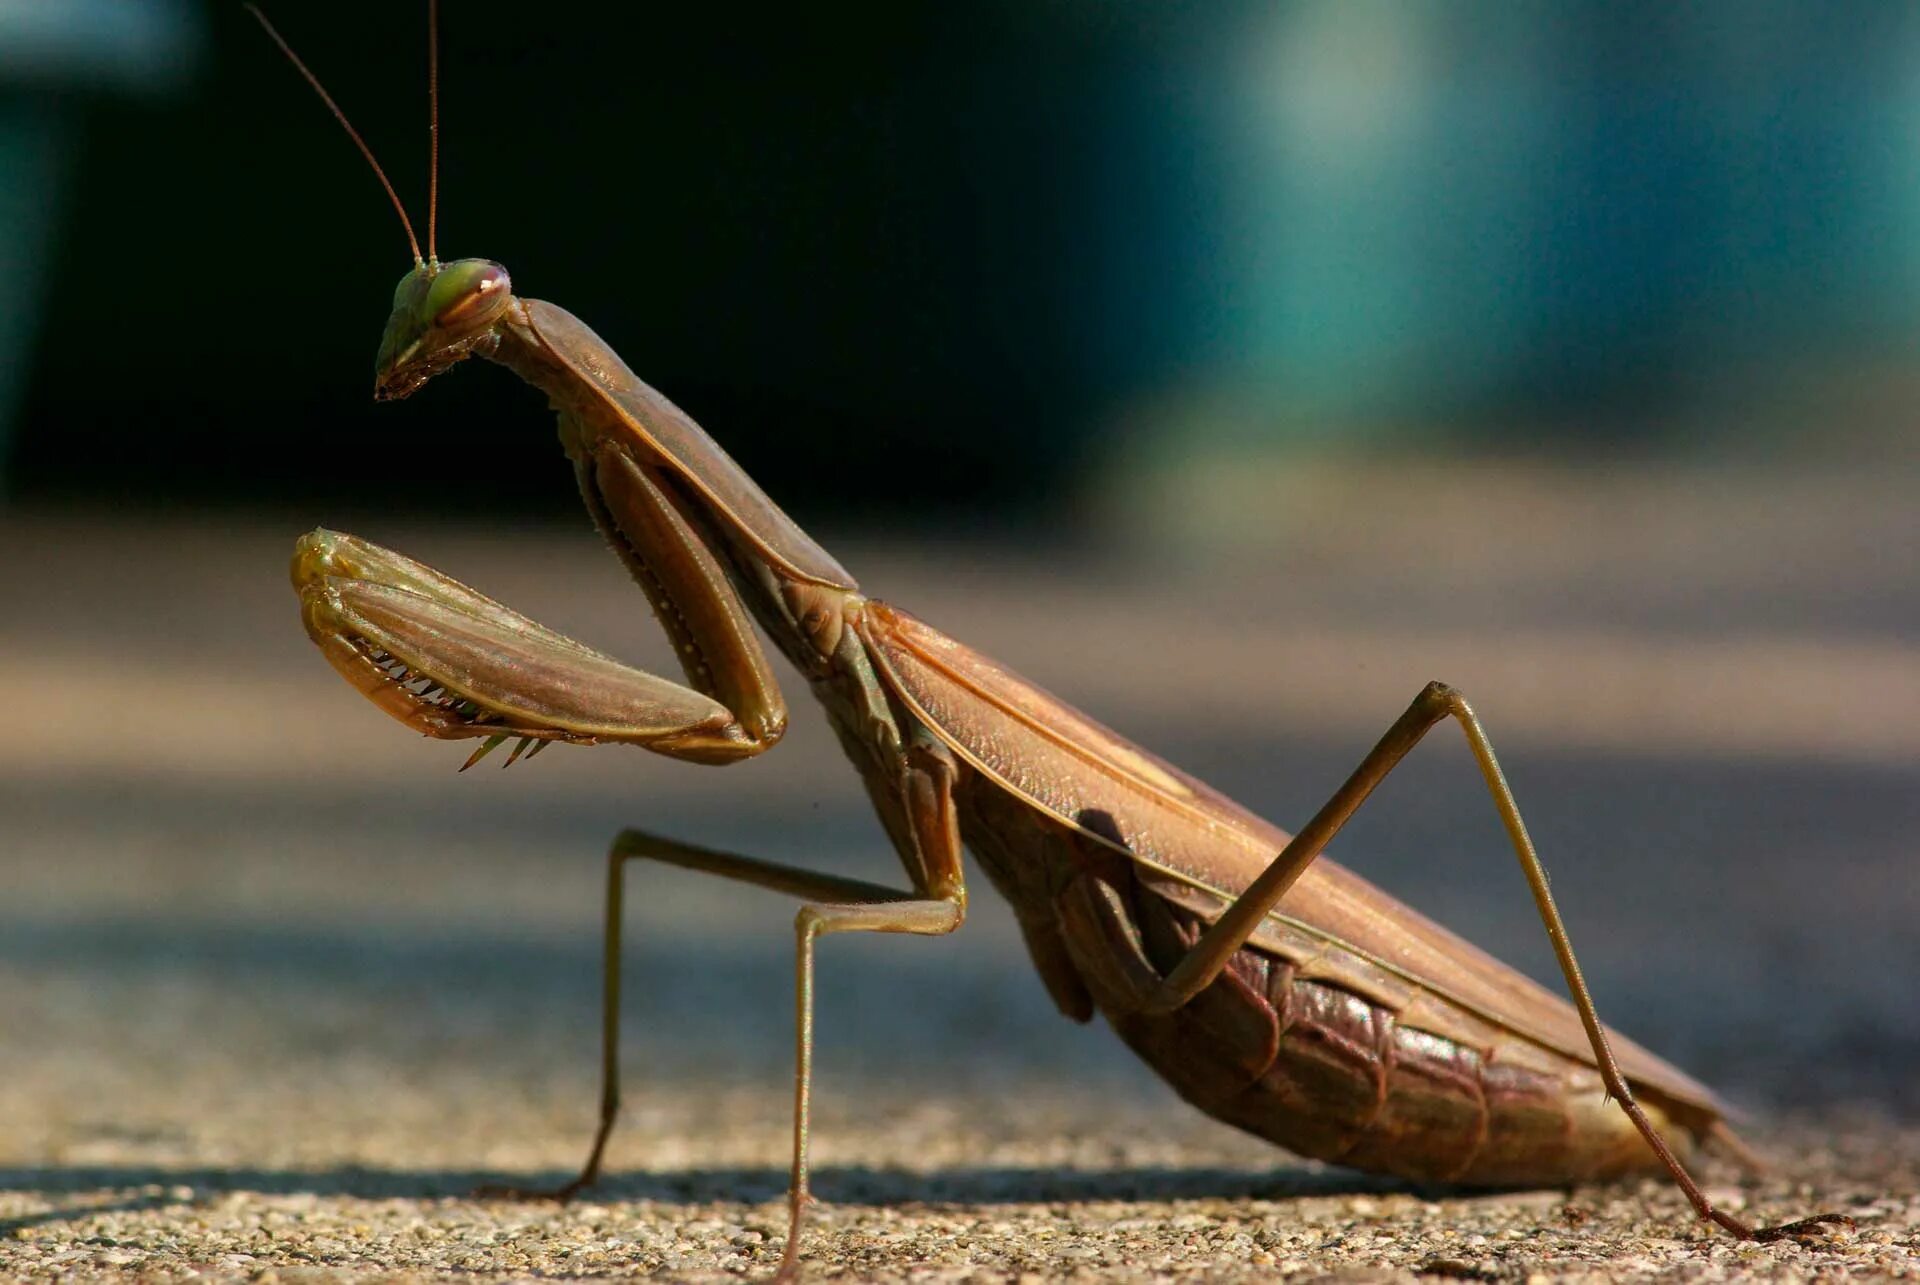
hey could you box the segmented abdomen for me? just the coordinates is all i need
[957,786,1695,1187]
[1096,883,1685,1185]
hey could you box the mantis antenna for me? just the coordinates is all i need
[427,0,440,264]
[245,3,425,268]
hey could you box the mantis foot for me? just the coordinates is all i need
[470,1175,594,1204]
[1750,1212,1856,1243]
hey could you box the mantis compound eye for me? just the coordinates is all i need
[427,259,512,328]
[374,257,515,400]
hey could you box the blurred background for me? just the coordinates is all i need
[7,0,1919,514]
[0,0,1915,1269]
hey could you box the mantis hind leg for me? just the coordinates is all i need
[1142,681,1851,1243]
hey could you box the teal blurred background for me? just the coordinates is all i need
[4,1,1916,519]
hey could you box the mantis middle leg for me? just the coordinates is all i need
[485,749,969,1280]
[477,827,923,1203]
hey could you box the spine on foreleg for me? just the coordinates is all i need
[1055,869,1692,1186]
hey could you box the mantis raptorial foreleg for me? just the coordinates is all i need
[293,529,775,764]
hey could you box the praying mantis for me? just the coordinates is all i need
[256,4,1851,1276]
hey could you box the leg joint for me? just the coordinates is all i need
[1418,679,1473,721]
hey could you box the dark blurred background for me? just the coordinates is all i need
[1,4,1915,1268]
[5,0,1918,519]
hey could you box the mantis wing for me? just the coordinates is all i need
[860,601,1726,1120]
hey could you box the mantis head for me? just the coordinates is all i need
[374,257,515,400]
[248,6,511,400]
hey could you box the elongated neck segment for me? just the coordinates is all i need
[482,299,863,682]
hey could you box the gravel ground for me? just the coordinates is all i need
[1,462,1915,1280]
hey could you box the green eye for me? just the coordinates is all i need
[427,260,512,327]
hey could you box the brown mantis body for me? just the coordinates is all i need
[261,5,1849,1274]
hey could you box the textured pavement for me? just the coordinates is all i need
[1,459,1915,1280]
